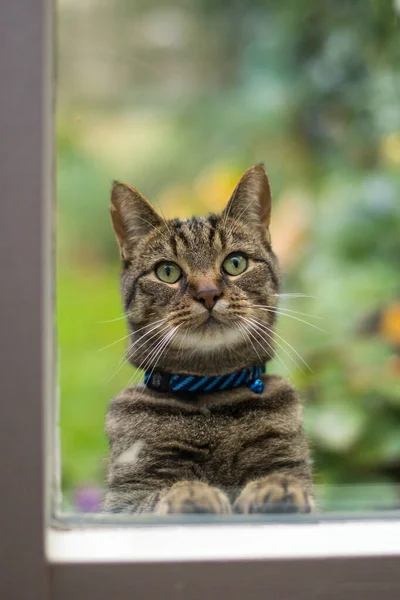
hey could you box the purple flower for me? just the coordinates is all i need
[75,486,102,513]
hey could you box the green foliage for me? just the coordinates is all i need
[58,267,138,492]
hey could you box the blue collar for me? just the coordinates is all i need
[144,364,265,395]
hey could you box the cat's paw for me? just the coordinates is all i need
[234,474,314,514]
[156,481,232,515]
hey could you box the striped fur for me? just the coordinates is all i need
[104,165,314,514]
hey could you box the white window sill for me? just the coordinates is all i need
[47,519,400,563]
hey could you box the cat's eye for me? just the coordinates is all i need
[155,261,182,284]
[222,253,248,276]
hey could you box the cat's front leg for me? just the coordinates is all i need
[103,488,169,514]
[234,473,314,514]
[156,481,232,515]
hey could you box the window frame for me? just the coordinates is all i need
[1,0,400,598]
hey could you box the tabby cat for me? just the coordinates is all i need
[104,165,314,514]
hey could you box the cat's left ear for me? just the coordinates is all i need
[222,164,272,239]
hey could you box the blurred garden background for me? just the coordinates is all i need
[57,0,400,513]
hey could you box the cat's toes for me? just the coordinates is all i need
[157,481,232,515]
[234,474,314,514]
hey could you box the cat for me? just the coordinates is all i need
[104,165,314,514]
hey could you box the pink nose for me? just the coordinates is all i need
[193,287,223,310]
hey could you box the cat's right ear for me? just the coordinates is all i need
[110,182,162,261]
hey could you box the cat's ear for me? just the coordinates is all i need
[222,164,272,238]
[110,182,162,260]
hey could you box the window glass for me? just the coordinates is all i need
[57,0,400,519]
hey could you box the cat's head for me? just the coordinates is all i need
[110,165,280,376]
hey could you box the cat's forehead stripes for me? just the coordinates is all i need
[156,216,226,270]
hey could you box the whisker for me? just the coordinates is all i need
[250,306,325,332]
[98,314,129,324]
[273,293,315,299]
[129,326,179,390]
[122,323,171,368]
[234,319,263,363]
[99,331,133,352]
[249,304,323,321]
[134,327,181,401]
[98,318,166,352]
[248,316,312,373]
[125,333,168,388]
[126,324,177,383]
[245,318,302,376]
[107,323,169,382]
[237,319,288,373]
[176,327,191,362]
[98,310,158,324]
[145,326,180,376]
[239,317,293,378]
[105,321,169,382]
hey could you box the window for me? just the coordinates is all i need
[1,0,400,598]
[57,0,400,519]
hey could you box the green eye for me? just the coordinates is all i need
[222,253,248,276]
[155,261,182,284]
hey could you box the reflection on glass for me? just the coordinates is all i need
[57,0,400,519]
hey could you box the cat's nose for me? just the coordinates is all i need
[193,286,223,311]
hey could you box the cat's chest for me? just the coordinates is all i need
[120,404,275,474]
[108,379,301,488]
[112,391,289,454]
[127,405,264,444]
[125,407,230,447]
